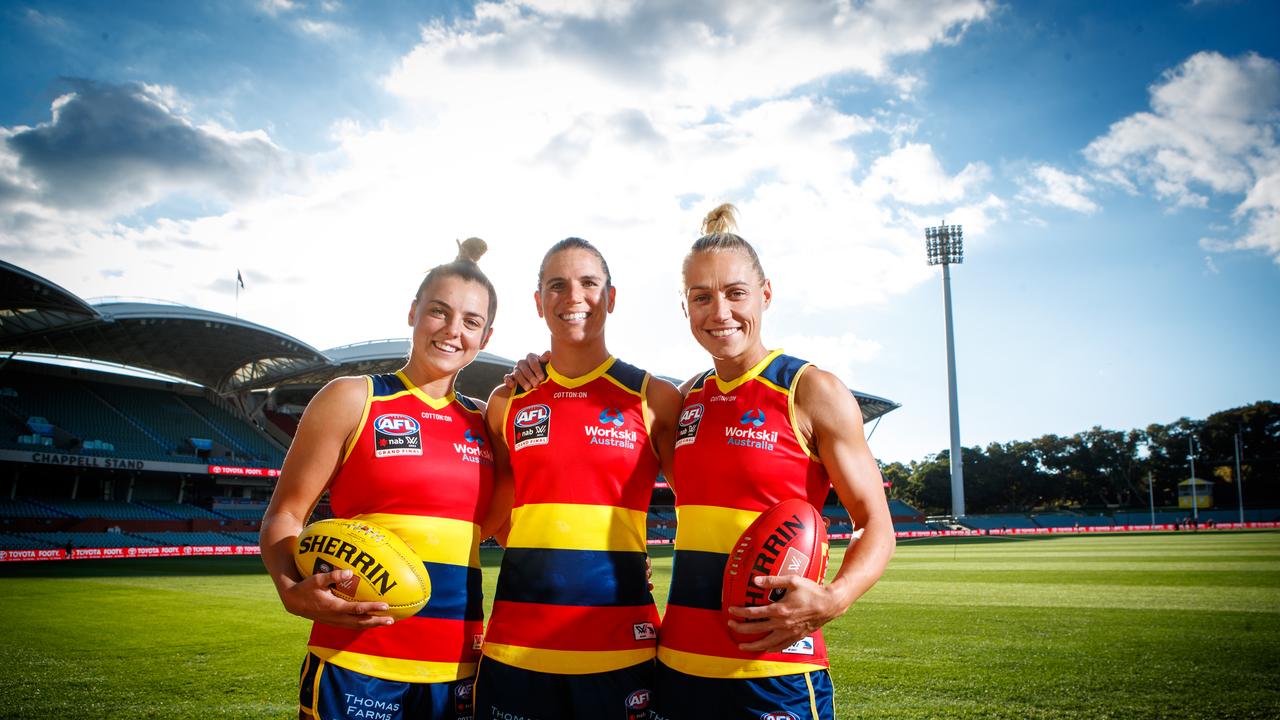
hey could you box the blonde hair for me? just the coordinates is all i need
[683,203,766,285]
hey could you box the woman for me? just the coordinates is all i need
[476,238,681,719]
[261,239,501,720]
[653,205,895,719]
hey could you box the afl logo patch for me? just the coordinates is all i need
[513,403,551,451]
[374,413,422,457]
[625,689,651,720]
[760,713,799,720]
[675,403,704,448]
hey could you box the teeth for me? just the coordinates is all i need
[560,312,588,321]
[432,341,459,353]
[709,328,739,337]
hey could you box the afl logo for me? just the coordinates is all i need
[514,405,550,427]
[678,404,704,426]
[626,689,650,709]
[374,414,419,436]
[760,713,799,720]
[675,403,704,448]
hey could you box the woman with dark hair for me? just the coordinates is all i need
[652,205,895,719]
[476,237,681,719]
[261,239,502,720]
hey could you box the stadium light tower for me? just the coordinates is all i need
[926,221,966,518]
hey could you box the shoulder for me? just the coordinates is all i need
[604,358,648,394]
[311,375,369,412]
[679,368,714,395]
[456,392,487,414]
[793,366,861,425]
[645,374,682,407]
[760,353,811,392]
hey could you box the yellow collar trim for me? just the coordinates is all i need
[546,356,616,389]
[711,349,784,394]
[394,370,456,410]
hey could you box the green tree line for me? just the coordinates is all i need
[881,401,1279,515]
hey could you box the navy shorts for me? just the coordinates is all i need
[472,656,654,720]
[298,652,474,720]
[650,660,834,720]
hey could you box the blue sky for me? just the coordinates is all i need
[2,0,1277,464]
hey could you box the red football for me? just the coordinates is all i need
[722,498,828,644]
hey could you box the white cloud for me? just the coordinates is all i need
[1085,51,1280,262]
[861,143,991,206]
[297,18,344,38]
[1017,164,1098,214]
[5,1,1001,381]
[259,0,300,16]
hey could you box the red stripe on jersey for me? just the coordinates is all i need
[660,605,828,667]
[311,616,484,664]
[484,600,659,652]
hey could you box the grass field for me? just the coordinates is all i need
[2,531,1278,718]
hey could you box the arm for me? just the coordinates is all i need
[260,377,394,628]
[503,351,551,392]
[645,376,682,488]
[729,367,896,652]
[480,384,515,544]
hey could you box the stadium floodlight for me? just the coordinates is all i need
[1235,432,1245,525]
[925,221,966,518]
[1187,436,1199,523]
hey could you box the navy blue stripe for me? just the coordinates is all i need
[667,549,727,611]
[605,359,647,393]
[690,368,714,391]
[760,353,808,391]
[371,372,406,397]
[416,562,484,621]
[455,393,480,412]
[495,548,653,607]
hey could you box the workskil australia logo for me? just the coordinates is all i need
[586,407,636,449]
[726,408,776,451]
[453,427,493,465]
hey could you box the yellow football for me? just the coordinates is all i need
[294,518,430,619]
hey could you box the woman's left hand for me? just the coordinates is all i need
[726,575,846,653]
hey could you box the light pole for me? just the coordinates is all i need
[1235,432,1245,525]
[1187,436,1199,524]
[926,221,965,518]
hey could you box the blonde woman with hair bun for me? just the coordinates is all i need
[652,203,896,720]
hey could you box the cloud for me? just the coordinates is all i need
[298,19,345,38]
[0,79,291,219]
[259,0,300,16]
[1085,51,1280,261]
[1017,164,1098,214]
[861,143,991,206]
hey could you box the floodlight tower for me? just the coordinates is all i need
[926,221,966,518]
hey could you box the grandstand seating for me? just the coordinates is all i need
[958,514,1039,530]
[1033,513,1114,529]
[209,506,266,520]
[30,499,173,521]
[181,396,284,466]
[137,501,225,520]
[0,533,62,550]
[134,531,254,546]
[20,531,159,549]
[221,531,261,544]
[0,499,72,519]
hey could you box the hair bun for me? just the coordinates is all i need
[456,237,488,264]
[701,203,738,235]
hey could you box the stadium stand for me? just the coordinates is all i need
[134,531,255,546]
[19,531,160,549]
[958,514,1039,530]
[136,501,225,520]
[1033,513,1114,529]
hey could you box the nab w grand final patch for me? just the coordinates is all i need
[373,413,422,457]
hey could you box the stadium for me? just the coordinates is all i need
[3,259,1278,718]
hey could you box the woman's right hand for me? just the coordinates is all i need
[279,568,396,629]
[503,351,551,391]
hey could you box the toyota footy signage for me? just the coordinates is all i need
[207,465,280,477]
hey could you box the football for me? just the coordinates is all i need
[294,518,430,619]
[722,498,828,644]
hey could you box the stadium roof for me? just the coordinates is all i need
[0,259,103,342]
[0,261,899,419]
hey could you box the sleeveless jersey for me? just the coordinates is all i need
[307,371,494,683]
[482,356,661,674]
[659,350,832,679]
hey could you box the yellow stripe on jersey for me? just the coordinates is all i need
[546,356,616,389]
[787,363,820,462]
[341,376,374,464]
[483,643,655,675]
[394,370,455,410]
[307,645,476,683]
[805,671,820,719]
[673,505,762,554]
[506,503,647,553]
[355,512,482,568]
[711,349,785,394]
[657,646,827,680]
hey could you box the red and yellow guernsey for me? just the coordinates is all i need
[660,349,832,679]
[483,356,661,674]
[307,371,494,683]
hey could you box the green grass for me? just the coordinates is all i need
[2,532,1278,718]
